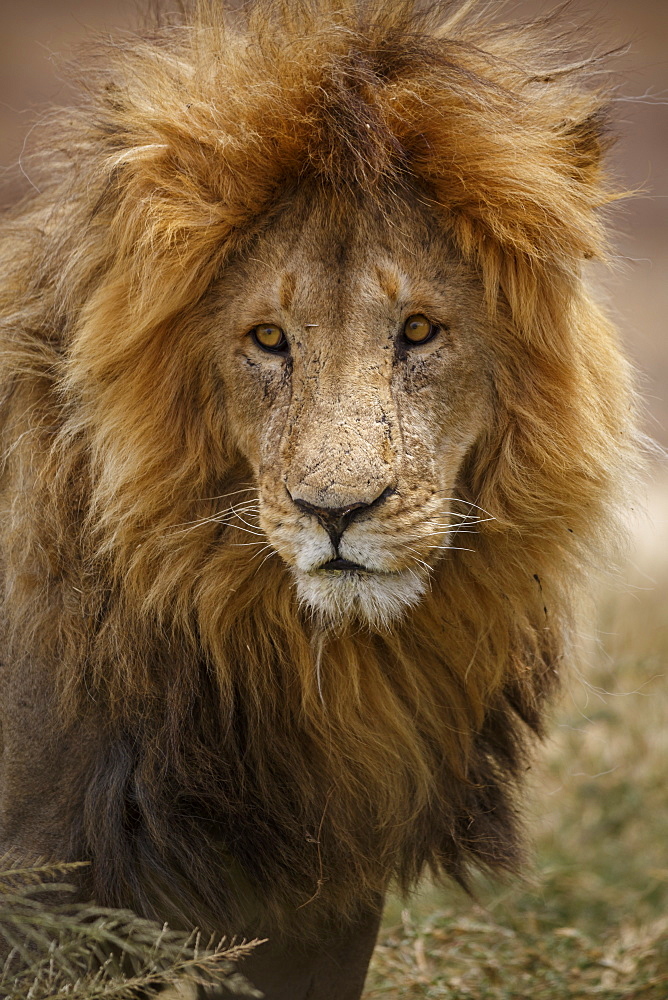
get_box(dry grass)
[0,866,261,999]
[364,480,668,998]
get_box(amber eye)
[402,314,437,345]
[251,324,288,353]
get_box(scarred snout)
[280,359,398,571]
[283,353,397,499]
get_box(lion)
[0,1,640,997]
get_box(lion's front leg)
[213,904,383,1000]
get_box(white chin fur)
[293,567,428,628]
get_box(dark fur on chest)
[77,658,549,940]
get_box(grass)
[364,549,668,999]
[0,864,261,999]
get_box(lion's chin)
[293,566,428,629]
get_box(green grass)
[364,567,668,999]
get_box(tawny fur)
[0,0,639,942]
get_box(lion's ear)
[562,107,612,186]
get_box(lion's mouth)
[296,560,427,625]
[317,558,371,574]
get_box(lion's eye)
[251,324,288,353]
[402,314,437,346]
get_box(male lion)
[0,1,639,997]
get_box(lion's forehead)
[219,192,483,351]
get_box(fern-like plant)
[0,861,261,999]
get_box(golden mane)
[0,0,639,938]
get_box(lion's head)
[212,188,493,625]
[0,0,640,934]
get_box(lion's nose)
[291,487,394,548]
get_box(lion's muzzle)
[291,487,395,558]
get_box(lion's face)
[214,191,493,625]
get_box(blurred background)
[0,2,666,997]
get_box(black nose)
[291,487,394,549]
[293,500,367,547]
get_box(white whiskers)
[170,494,264,537]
